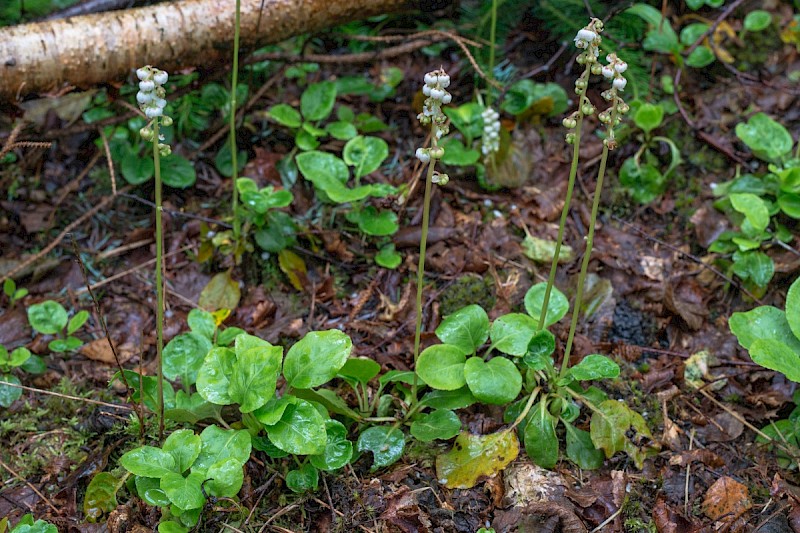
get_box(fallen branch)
[0,0,413,100]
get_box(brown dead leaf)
[80,338,134,365]
[669,449,725,468]
[697,411,744,442]
[653,496,696,533]
[664,279,707,330]
[702,476,752,522]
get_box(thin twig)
[75,245,192,295]
[0,458,60,514]
[0,380,134,411]
[99,127,117,195]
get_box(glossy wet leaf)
[187,308,216,340]
[749,339,800,383]
[286,463,319,493]
[161,472,205,511]
[410,409,461,442]
[301,81,336,121]
[416,344,467,390]
[564,422,604,470]
[165,391,222,424]
[67,310,89,335]
[253,395,294,426]
[198,271,240,312]
[204,457,244,498]
[435,430,519,489]
[787,277,800,340]
[135,476,171,507]
[348,206,398,236]
[356,426,405,470]
[268,103,302,128]
[590,399,656,468]
[1,346,30,369]
[284,330,352,389]
[193,426,251,475]
[435,304,489,355]
[163,332,212,386]
[309,419,353,471]
[158,521,188,533]
[633,103,664,134]
[163,429,202,473]
[27,300,67,335]
[326,121,358,140]
[83,472,124,521]
[566,354,620,382]
[265,398,327,455]
[735,113,793,162]
[196,347,236,406]
[730,193,769,232]
[420,387,477,410]
[524,283,569,327]
[440,137,480,166]
[343,135,388,178]
[729,305,800,352]
[120,446,177,478]
[524,330,555,370]
[489,313,538,356]
[521,234,573,264]
[375,243,402,269]
[732,250,774,290]
[228,342,283,412]
[523,401,559,468]
[337,357,381,384]
[292,387,361,421]
[464,356,522,405]
[626,3,680,54]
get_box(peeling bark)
[0,0,411,100]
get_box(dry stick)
[683,0,747,58]
[0,380,133,411]
[0,185,131,286]
[0,458,60,514]
[69,234,143,429]
[610,214,765,305]
[98,127,117,195]
[75,245,192,295]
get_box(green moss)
[439,274,496,316]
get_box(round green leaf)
[20,354,45,374]
[301,81,336,121]
[524,330,556,370]
[309,419,353,471]
[121,151,154,185]
[464,356,522,405]
[416,344,467,390]
[284,330,352,389]
[435,304,490,355]
[4,347,31,368]
[196,347,236,406]
[567,354,620,381]
[730,193,769,232]
[350,206,398,236]
[420,387,477,410]
[735,113,793,162]
[338,358,381,384]
[228,343,283,413]
[778,192,800,219]
[375,243,402,269]
[265,398,327,455]
[326,121,358,140]
[161,154,196,189]
[356,426,405,470]
[440,137,480,166]
[285,463,319,493]
[135,476,171,507]
[204,458,244,498]
[268,104,302,128]
[410,410,462,442]
[489,313,538,356]
[524,283,569,327]
[193,426,251,475]
[750,338,800,383]
[163,429,202,473]
[0,374,22,408]
[295,128,320,151]
[686,46,716,68]
[28,300,68,335]
[163,332,212,386]
[633,103,664,134]
[787,277,800,341]
[160,472,205,511]
[729,305,800,353]
[120,446,177,478]
[744,10,771,32]
[187,309,216,339]
[343,136,389,178]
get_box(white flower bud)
[613,77,627,91]
[615,62,628,73]
[137,91,152,104]
[145,106,163,118]
[139,80,155,92]
[438,74,450,88]
[136,67,150,81]
[424,73,436,86]
[415,148,430,163]
[601,66,614,79]
[155,98,167,109]
[423,85,432,96]
[153,71,168,85]
[576,29,597,42]
[430,88,445,100]
[441,93,452,104]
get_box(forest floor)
[1,1,800,532]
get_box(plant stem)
[509,387,541,431]
[152,118,165,441]
[537,83,589,332]
[229,0,242,258]
[560,143,610,376]
[410,134,438,406]
[487,0,497,107]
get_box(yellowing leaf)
[702,476,752,521]
[278,249,308,291]
[199,271,240,312]
[212,309,231,326]
[435,430,519,489]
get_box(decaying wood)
[0,0,412,100]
